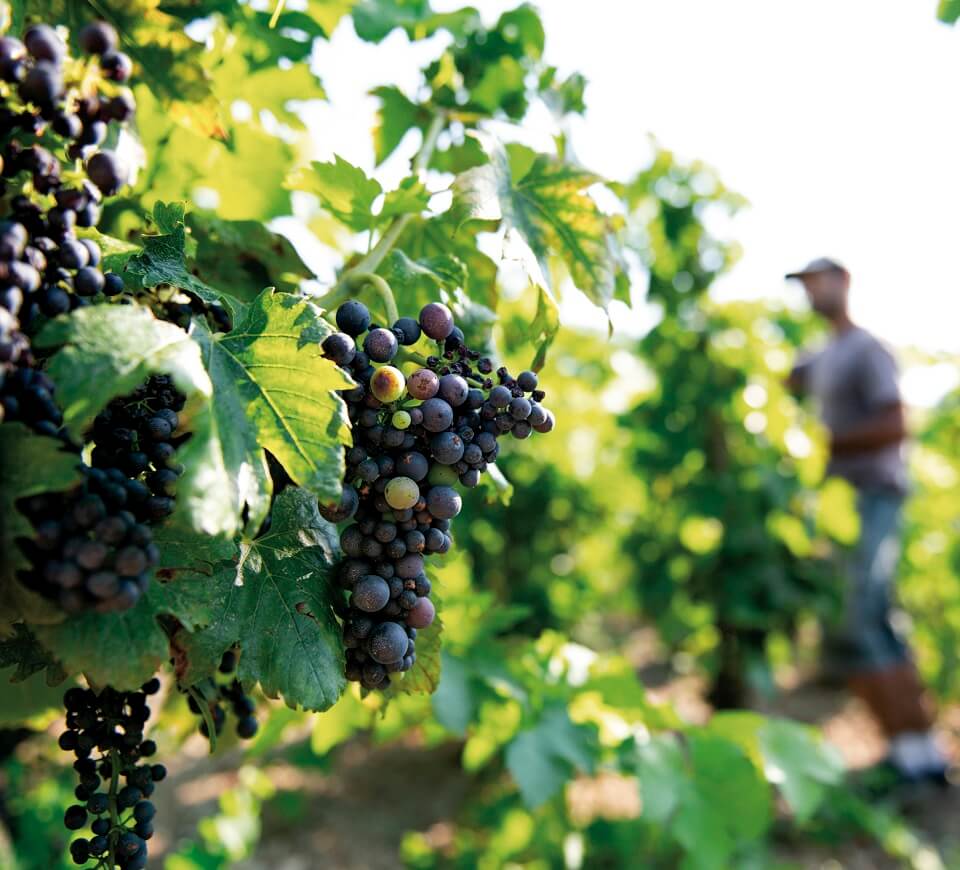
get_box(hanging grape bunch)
[185,649,259,742]
[321,298,555,691]
[59,680,165,870]
[0,19,133,429]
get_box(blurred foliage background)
[3,1,960,869]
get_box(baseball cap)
[784,257,848,279]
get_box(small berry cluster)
[186,650,259,743]
[59,680,165,869]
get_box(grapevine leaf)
[529,281,560,371]
[123,201,230,311]
[635,733,690,822]
[76,228,140,275]
[471,55,525,114]
[431,651,478,735]
[194,288,353,517]
[939,0,960,23]
[394,214,499,311]
[0,624,64,683]
[178,488,346,712]
[35,305,238,537]
[757,719,844,822]
[351,0,479,43]
[391,606,441,696]
[379,176,432,222]
[286,156,382,232]
[210,46,325,129]
[33,574,224,690]
[371,86,429,165]
[0,424,82,631]
[0,667,71,724]
[453,138,619,312]
[187,212,315,301]
[134,86,294,222]
[504,703,597,808]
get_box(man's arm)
[829,401,906,456]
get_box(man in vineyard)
[787,257,949,786]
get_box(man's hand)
[830,402,906,456]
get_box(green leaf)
[0,624,63,683]
[194,288,353,522]
[379,176,432,222]
[471,55,526,114]
[939,0,960,23]
[529,282,559,371]
[37,305,209,439]
[178,488,346,712]
[0,424,82,629]
[76,228,140,275]
[0,667,70,725]
[134,86,294,221]
[187,212,315,301]
[432,651,477,735]
[453,137,619,311]
[390,606,441,696]
[635,733,689,822]
[380,250,467,316]
[33,573,219,690]
[685,732,773,842]
[505,704,596,808]
[211,46,325,129]
[287,156,382,232]
[371,86,429,165]
[123,201,227,311]
[758,718,844,822]
[36,305,237,537]
[352,0,479,43]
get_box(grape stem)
[395,348,430,367]
[107,745,119,868]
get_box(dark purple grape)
[100,50,132,82]
[508,397,531,420]
[352,575,390,612]
[397,451,429,481]
[489,385,512,408]
[24,24,64,63]
[430,431,464,465]
[392,316,421,345]
[319,484,359,523]
[438,374,468,407]
[18,60,61,105]
[86,150,126,196]
[336,300,371,336]
[407,368,439,400]
[78,21,118,56]
[426,485,461,520]
[367,622,408,664]
[533,408,555,433]
[322,332,356,365]
[420,397,453,433]
[363,327,398,363]
[419,302,454,340]
[517,370,538,392]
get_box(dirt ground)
[148,630,960,869]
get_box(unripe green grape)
[428,463,459,486]
[392,410,412,430]
[371,366,406,403]
[385,476,420,510]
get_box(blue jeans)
[835,487,910,673]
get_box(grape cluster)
[0,20,132,329]
[320,299,554,690]
[17,463,161,613]
[59,679,165,869]
[186,650,259,742]
[90,374,187,523]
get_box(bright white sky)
[299,0,960,398]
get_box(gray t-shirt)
[796,326,908,494]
